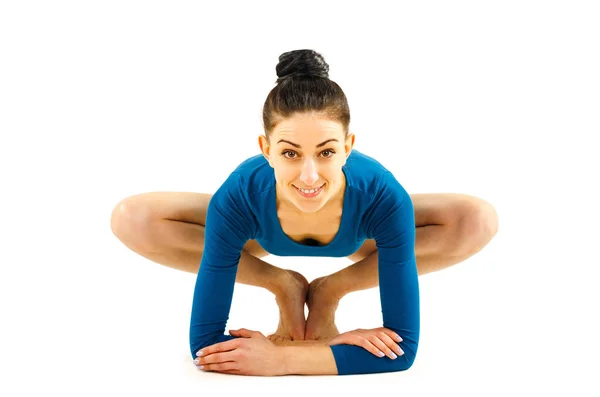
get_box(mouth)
[293,183,325,198]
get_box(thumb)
[229,328,255,338]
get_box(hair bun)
[276,49,330,83]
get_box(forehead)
[273,113,343,139]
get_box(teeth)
[297,185,322,194]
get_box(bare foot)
[304,276,342,341]
[267,270,309,342]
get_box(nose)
[299,158,319,186]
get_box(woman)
[111,49,498,376]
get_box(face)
[258,112,355,214]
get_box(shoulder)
[213,153,272,199]
[227,153,273,194]
[232,153,268,173]
[346,151,412,235]
[344,149,405,196]
[345,149,390,175]
[211,153,272,216]
[209,155,269,237]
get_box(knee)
[110,197,153,242]
[456,197,498,253]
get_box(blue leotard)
[189,149,420,375]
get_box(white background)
[1,0,599,396]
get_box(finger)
[220,369,241,375]
[231,328,265,339]
[197,350,237,366]
[368,333,401,359]
[197,338,241,358]
[229,328,253,338]
[378,330,404,356]
[357,337,386,358]
[342,334,385,358]
[229,330,247,338]
[380,328,403,343]
[200,361,238,372]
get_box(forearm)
[270,339,326,347]
[280,345,338,375]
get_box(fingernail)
[390,352,397,359]
[196,350,203,357]
[378,351,385,357]
[194,359,199,364]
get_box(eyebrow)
[277,138,339,149]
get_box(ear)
[258,135,274,166]
[344,133,355,160]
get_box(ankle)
[268,269,301,296]
[238,250,290,295]
[319,275,347,302]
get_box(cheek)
[274,168,295,184]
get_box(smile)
[294,183,325,198]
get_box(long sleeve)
[329,170,420,375]
[189,172,255,359]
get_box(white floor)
[2,1,598,396]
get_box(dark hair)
[262,49,351,141]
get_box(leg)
[110,192,309,340]
[304,193,499,340]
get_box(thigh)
[410,193,475,226]
[117,191,270,258]
[345,193,475,262]
[119,191,214,224]
[243,239,270,259]
[346,239,377,262]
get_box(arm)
[189,172,254,357]
[327,171,420,375]
[280,345,338,375]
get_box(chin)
[294,196,328,211]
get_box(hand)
[193,328,285,376]
[269,338,328,347]
[327,327,404,359]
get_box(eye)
[321,149,336,158]
[281,149,336,159]
[281,150,297,159]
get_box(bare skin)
[270,269,309,342]
[110,191,498,342]
[305,275,341,340]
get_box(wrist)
[279,346,292,375]
[273,339,328,347]
[279,344,338,375]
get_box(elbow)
[391,327,419,371]
[403,350,418,370]
[390,341,419,372]
[189,337,212,359]
[386,350,417,374]
[189,331,236,360]
[189,330,221,359]
[401,342,419,370]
